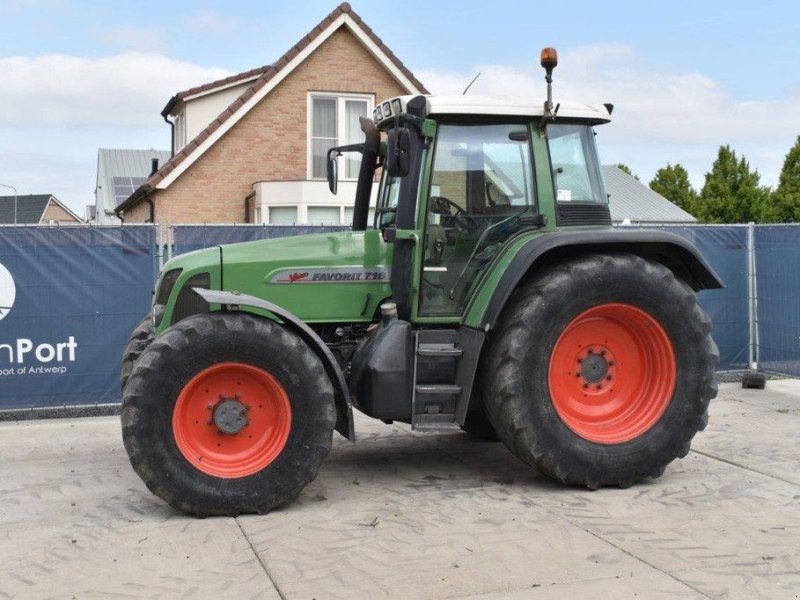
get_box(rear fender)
[479,229,724,330]
[193,288,355,442]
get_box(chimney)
[150,158,159,175]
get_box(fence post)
[166,224,173,262]
[746,222,759,371]
[156,223,164,273]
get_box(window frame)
[307,92,374,181]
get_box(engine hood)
[219,229,392,323]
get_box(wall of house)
[41,201,81,224]
[181,81,255,147]
[128,26,409,225]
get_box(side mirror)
[386,127,411,177]
[327,150,338,195]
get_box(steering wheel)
[429,196,479,233]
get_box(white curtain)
[312,98,337,178]
[307,206,341,225]
[344,100,367,178]
[269,206,297,225]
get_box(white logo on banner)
[0,261,15,322]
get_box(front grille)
[172,272,211,325]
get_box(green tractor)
[121,49,720,516]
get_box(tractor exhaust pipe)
[351,117,380,231]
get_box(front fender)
[475,229,724,330]
[193,288,355,442]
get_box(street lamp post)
[0,183,17,225]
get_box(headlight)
[382,101,391,117]
[374,106,383,121]
[391,99,402,115]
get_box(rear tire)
[121,312,336,516]
[482,253,718,488]
[120,316,154,391]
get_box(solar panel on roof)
[112,176,147,205]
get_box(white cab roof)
[394,95,612,124]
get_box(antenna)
[462,72,481,95]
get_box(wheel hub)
[580,350,609,383]
[212,397,249,434]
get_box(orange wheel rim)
[548,303,676,444]
[172,362,292,478]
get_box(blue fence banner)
[172,224,349,256]
[1,223,798,415]
[0,226,157,410]
[755,226,800,377]
[621,225,750,371]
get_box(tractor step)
[417,344,463,357]
[412,413,463,431]
[415,384,462,395]
[412,330,463,431]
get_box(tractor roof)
[374,95,612,127]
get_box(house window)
[309,93,372,180]
[174,112,187,150]
[307,206,341,225]
[269,206,297,225]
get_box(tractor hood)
[218,229,392,323]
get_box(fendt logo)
[0,261,15,322]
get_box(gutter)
[115,183,153,217]
[163,114,175,156]
[244,191,255,223]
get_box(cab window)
[547,123,607,204]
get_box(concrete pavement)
[1,380,799,599]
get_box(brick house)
[116,3,427,226]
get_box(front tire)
[121,312,336,516]
[120,316,154,391]
[482,253,718,488]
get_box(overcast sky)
[1,0,799,214]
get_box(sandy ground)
[1,380,799,599]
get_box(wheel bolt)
[608,361,615,367]
[583,383,589,389]
[599,350,606,356]
[596,384,602,390]
[606,376,613,381]
[577,358,583,363]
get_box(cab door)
[415,121,538,318]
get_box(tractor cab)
[328,91,613,322]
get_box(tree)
[761,135,800,222]
[615,163,640,181]
[696,145,769,223]
[649,163,698,215]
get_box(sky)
[1,0,799,215]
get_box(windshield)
[547,123,607,204]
